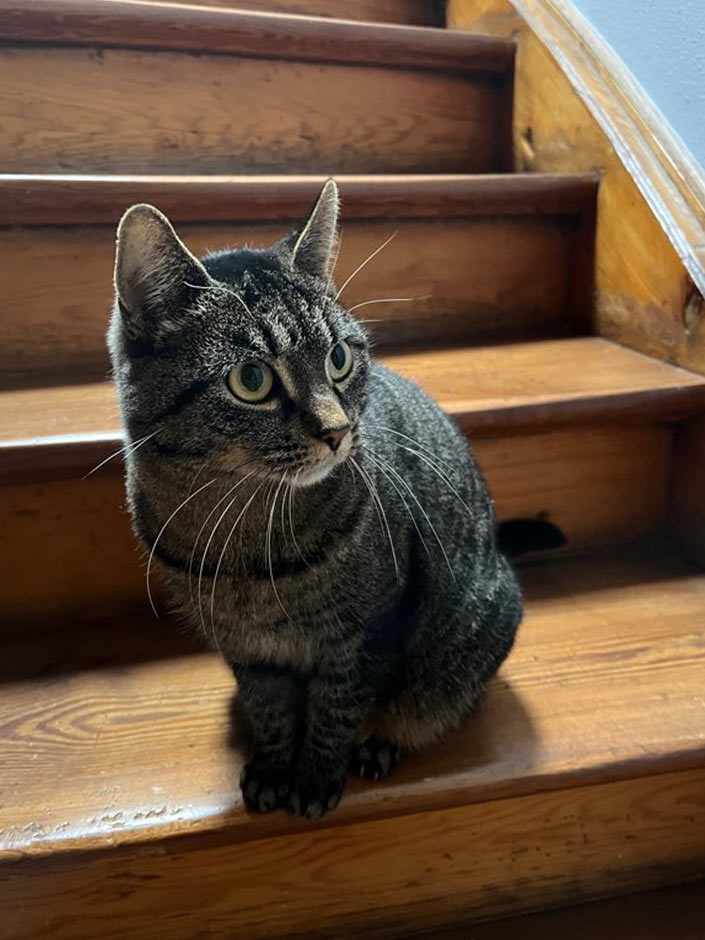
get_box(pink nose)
[320,425,350,452]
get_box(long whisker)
[347,295,431,314]
[208,476,268,638]
[369,449,455,578]
[83,429,160,478]
[335,231,397,301]
[266,474,293,624]
[188,468,257,603]
[145,478,216,618]
[365,451,430,558]
[196,472,257,635]
[349,455,399,580]
[287,469,310,568]
[393,442,473,515]
[366,423,456,475]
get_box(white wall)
[571,0,705,170]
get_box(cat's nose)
[318,425,350,452]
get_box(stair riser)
[3,768,704,939]
[0,424,671,631]
[0,46,508,175]
[0,215,581,385]
[144,0,446,25]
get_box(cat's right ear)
[114,203,210,339]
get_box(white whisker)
[365,451,430,558]
[83,429,160,478]
[347,295,431,314]
[266,475,293,624]
[196,472,257,637]
[145,478,216,618]
[208,476,268,636]
[369,449,455,578]
[335,231,398,301]
[350,456,399,581]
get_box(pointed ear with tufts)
[290,179,340,283]
[114,203,210,340]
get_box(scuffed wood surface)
[1,547,705,936]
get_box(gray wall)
[572,0,705,169]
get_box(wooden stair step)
[143,0,446,27]
[2,338,702,473]
[0,0,513,175]
[0,172,597,385]
[415,879,705,940]
[2,543,705,937]
[1,337,703,629]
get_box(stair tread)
[0,0,513,74]
[2,339,704,482]
[2,542,705,860]
[1,172,598,225]
[416,880,705,939]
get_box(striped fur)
[109,181,522,819]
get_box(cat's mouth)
[293,430,356,488]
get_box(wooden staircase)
[1,1,704,937]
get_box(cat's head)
[109,180,370,488]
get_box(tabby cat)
[109,180,522,819]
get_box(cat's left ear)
[290,179,340,283]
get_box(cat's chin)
[294,456,346,489]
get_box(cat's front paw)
[288,771,345,820]
[240,758,293,813]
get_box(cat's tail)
[497,519,567,559]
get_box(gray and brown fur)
[109,180,522,819]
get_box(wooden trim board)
[448,0,705,377]
[0,172,598,226]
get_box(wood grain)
[448,0,705,377]
[2,548,705,936]
[0,173,599,226]
[1,338,701,460]
[2,769,705,940]
[0,214,582,385]
[141,0,447,27]
[0,424,674,628]
[0,45,507,176]
[416,880,705,940]
[0,0,507,73]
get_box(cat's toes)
[349,738,401,780]
[240,759,292,813]
[288,772,345,820]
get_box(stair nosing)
[0,173,600,226]
[0,0,515,74]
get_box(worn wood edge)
[2,766,704,940]
[0,173,599,226]
[3,380,705,485]
[509,0,705,303]
[4,731,705,864]
[0,0,514,74]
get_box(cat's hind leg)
[349,737,401,780]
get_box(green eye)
[227,361,274,403]
[327,340,353,381]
